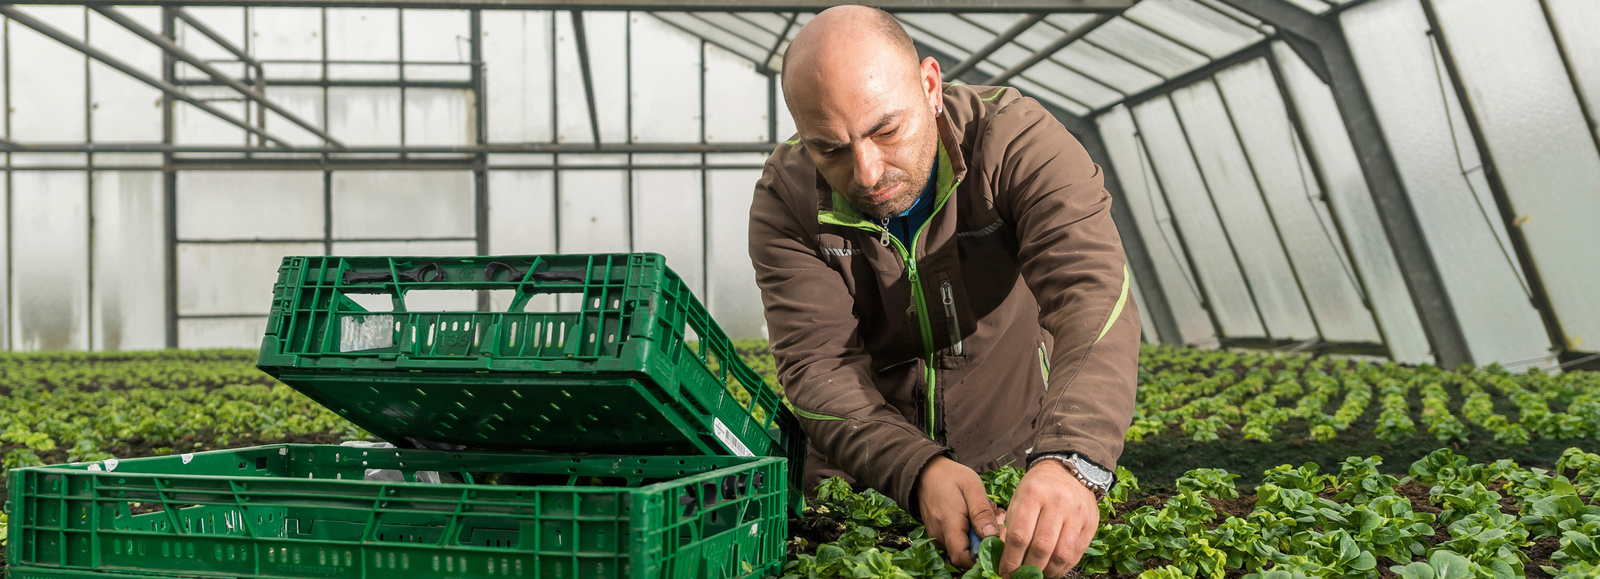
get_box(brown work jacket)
[748,83,1140,511]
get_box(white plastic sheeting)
[1432,0,1600,355]
[1213,58,1380,344]
[1272,42,1433,364]
[1133,96,1266,339]
[1170,78,1318,341]
[11,172,90,351]
[1343,0,1552,368]
[92,172,167,351]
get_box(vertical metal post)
[1419,0,1565,358]
[162,6,179,348]
[85,5,95,350]
[471,8,489,310]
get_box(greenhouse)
[1,0,1598,578]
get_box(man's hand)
[915,456,1002,568]
[999,459,1101,578]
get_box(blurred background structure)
[0,0,1595,372]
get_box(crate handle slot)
[343,263,444,285]
[484,261,586,284]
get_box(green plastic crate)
[4,445,786,579]
[255,254,802,477]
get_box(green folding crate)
[255,254,803,482]
[5,445,787,579]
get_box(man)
[747,6,1139,578]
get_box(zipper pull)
[941,282,964,356]
[878,218,892,247]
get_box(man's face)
[786,54,943,220]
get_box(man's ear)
[920,56,943,113]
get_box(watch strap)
[1028,452,1112,499]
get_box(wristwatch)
[1029,452,1115,499]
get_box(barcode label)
[713,418,755,458]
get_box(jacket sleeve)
[748,162,947,511]
[990,97,1141,474]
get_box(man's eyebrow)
[805,136,847,150]
[863,111,902,136]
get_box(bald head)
[780,6,944,220]
[781,6,917,82]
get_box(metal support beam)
[0,4,298,149]
[91,6,345,149]
[1213,0,1472,367]
[0,142,782,154]
[571,11,603,148]
[27,0,1135,11]
[983,13,1113,86]
[174,8,262,71]
[946,13,1045,81]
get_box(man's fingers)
[941,518,976,569]
[1020,506,1064,574]
[1044,524,1078,579]
[962,479,1001,538]
[998,499,1038,575]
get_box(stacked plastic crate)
[6,254,802,579]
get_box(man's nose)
[852,141,885,189]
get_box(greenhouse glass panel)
[484,11,554,144]
[250,8,322,79]
[1273,41,1431,363]
[705,44,770,143]
[402,9,469,62]
[1433,0,1600,354]
[1342,0,1551,367]
[1214,59,1380,344]
[555,12,627,143]
[88,8,163,143]
[707,169,766,340]
[1170,79,1316,341]
[558,170,630,253]
[11,172,89,351]
[178,242,323,316]
[332,171,474,239]
[178,318,268,349]
[175,91,246,147]
[633,170,706,297]
[961,13,1029,35]
[1080,18,1206,79]
[403,89,475,146]
[629,14,702,143]
[1132,96,1265,339]
[649,13,767,63]
[11,6,86,142]
[327,8,399,64]
[178,171,323,240]
[1548,0,1600,148]
[1056,41,1164,96]
[328,87,402,146]
[1098,106,1216,345]
[692,12,778,49]
[92,172,167,351]
[263,87,328,147]
[487,171,556,312]
[1122,0,1261,59]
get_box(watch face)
[1072,455,1115,486]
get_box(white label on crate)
[713,418,755,458]
[340,315,396,352]
[181,453,194,464]
[103,458,119,472]
[87,464,102,472]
